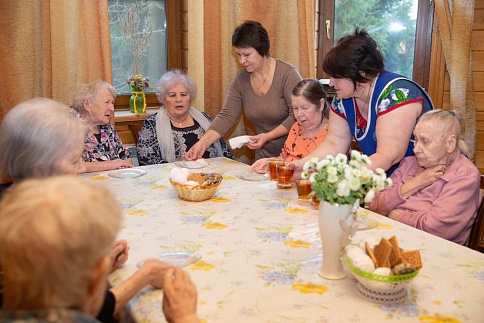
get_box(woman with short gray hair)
[73,80,133,172]
[137,69,233,165]
[0,98,87,182]
[0,176,199,323]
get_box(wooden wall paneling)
[475,92,484,108]
[474,71,484,91]
[472,51,484,71]
[475,8,484,29]
[472,30,484,50]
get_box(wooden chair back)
[467,175,484,252]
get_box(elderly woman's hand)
[251,158,270,173]
[110,239,130,272]
[399,164,446,199]
[139,259,176,289]
[117,158,134,169]
[162,267,199,323]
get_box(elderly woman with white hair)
[136,69,233,165]
[73,80,133,172]
[0,98,188,323]
[0,98,88,190]
[0,176,199,323]
[369,109,482,244]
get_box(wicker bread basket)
[170,172,223,202]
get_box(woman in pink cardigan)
[369,109,482,245]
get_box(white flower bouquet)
[301,151,392,205]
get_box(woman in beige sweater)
[186,20,302,160]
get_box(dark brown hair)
[322,28,384,89]
[232,20,270,57]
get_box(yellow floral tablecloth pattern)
[85,158,484,322]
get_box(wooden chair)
[127,122,142,145]
[467,175,484,252]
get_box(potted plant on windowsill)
[301,150,392,279]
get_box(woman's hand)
[139,259,176,289]
[185,130,222,161]
[185,140,209,161]
[162,267,199,323]
[117,158,134,169]
[400,164,446,199]
[247,133,269,150]
[292,159,305,172]
[110,240,130,272]
[251,158,270,173]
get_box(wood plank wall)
[475,0,484,172]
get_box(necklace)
[252,58,272,95]
[358,79,374,117]
[169,114,190,128]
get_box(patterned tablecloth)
[85,157,484,323]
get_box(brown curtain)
[203,0,315,163]
[0,0,112,182]
[433,0,476,159]
[0,0,112,121]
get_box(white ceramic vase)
[318,200,357,279]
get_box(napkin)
[229,135,252,149]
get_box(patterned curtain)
[0,0,112,119]
[0,0,113,182]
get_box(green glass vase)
[130,89,146,114]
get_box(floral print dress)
[82,123,130,162]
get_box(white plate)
[174,159,210,169]
[108,168,147,179]
[236,172,269,181]
[137,252,202,268]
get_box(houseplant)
[301,151,392,279]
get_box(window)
[108,0,181,109]
[317,0,433,89]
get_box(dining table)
[84,157,484,322]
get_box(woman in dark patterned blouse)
[137,69,233,165]
[73,80,133,172]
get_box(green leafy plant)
[301,151,392,205]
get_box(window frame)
[114,0,182,110]
[316,0,434,90]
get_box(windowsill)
[114,107,159,123]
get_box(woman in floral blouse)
[294,28,434,176]
[73,80,133,172]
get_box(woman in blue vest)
[295,28,433,175]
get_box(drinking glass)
[268,157,284,181]
[276,163,295,188]
[296,179,312,200]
